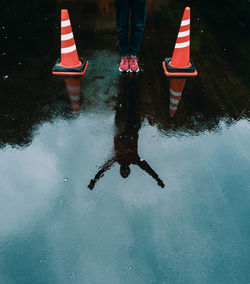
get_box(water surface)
[1,0,250,283]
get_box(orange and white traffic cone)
[52,9,88,76]
[169,79,186,117]
[64,78,81,115]
[163,7,197,77]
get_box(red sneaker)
[119,56,129,72]
[129,56,139,73]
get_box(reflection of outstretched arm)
[88,158,115,190]
[137,159,165,188]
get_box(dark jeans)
[114,0,147,57]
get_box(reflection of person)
[115,0,147,73]
[88,76,165,190]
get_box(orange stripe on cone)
[64,78,81,115]
[169,79,186,117]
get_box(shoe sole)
[129,68,140,73]
[119,67,130,73]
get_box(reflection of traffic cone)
[163,7,197,77]
[64,78,81,115]
[52,9,88,76]
[169,79,186,117]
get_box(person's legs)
[130,0,147,56]
[114,0,131,57]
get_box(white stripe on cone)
[181,19,190,26]
[170,105,178,111]
[61,32,74,41]
[61,19,71,27]
[170,98,180,105]
[69,95,80,101]
[170,89,182,96]
[175,41,190,49]
[178,30,190,38]
[66,85,81,92]
[61,44,76,54]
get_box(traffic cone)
[163,7,197,77]
[64,78,81,115]
[52,9,88,76]
[169,79,186,117]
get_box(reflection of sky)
[0,117,250,283]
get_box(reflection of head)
[120,164,130,178]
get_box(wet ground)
[1,0,250,283]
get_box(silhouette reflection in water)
[88,75,165,190]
